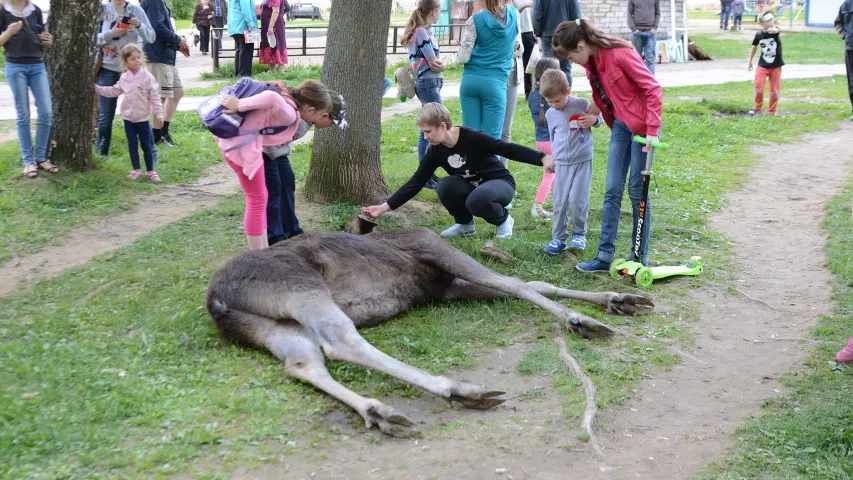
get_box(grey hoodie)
[628,0,660,31]
[96,3,155,72]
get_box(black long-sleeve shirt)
[386,127,545,210]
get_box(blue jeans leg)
[597,120,652,265]
[416,77,443,161]
[137,121,156,171]
[541,36,573,87]
[5,63,35,165]
[264,154,303,245]
[27,63,52,163]
[632,31,656,75]
[96,68,122,155]
[124,120,141,170]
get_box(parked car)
[288,1,323,20]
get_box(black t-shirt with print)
[752,31,784,69]
[0,6,46,64]
[386,127,545,210]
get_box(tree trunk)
[45,0,101,171]
[304,0,392,205]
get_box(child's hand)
[748,62,753,71]
[362,203,390,218]
[587,104,602,116]
[220,95,239,114]
[2,21,23,38]
[541,155,555,173]
[153,118,164,129]
[642,135,659,153]
[578,113,598,128]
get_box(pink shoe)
[836,337,853,363]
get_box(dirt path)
[0,100,422,297]
[224,123,853,479]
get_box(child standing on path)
[528,57,561,219]
[731,0,745,30]
[401,0,445,189]
[749,12,784,115]
[94,44,164,182]
[217,80,336,250]
[540,69,602,255]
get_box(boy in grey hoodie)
[539,69,602,255]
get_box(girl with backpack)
[400,0,444,189]
[550,19,663,273]
[217,80,340,250]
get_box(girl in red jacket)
[551,18,663,272]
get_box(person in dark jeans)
[837,0,853,120]
[720,0,733,29]
[228,0,257,77]
[533,0,581,86]
[514,0,536,98]
[361,103,555,241]
[193,0,214,55]
[628,0,660,74]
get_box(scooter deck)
[649,264,703,279]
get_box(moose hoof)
[445,384,507,410]
[564,315,616,340]
[606,293,655,316]
[363,402,419,438]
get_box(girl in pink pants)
[527,57,561,219]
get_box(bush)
[166,0,197,20]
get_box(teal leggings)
[460,73,508,140]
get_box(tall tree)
[45,0,101,171]
[304,0,392,205]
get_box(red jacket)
[582,47,662,137]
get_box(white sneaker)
[440,222,476,238]
[394,67,416,100]
[495,215,514,239]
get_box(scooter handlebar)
[633,135,669,150]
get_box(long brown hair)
[534,57,560,127]
[479,0,506,17]
[400,0,441,46]
[551,19,634,60]
[272,79,333,112]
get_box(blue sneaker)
[495,215,514,239]
[544,239,567,255]
[440,221,476,238]
[576,257,611,273]
[568,235,586,252]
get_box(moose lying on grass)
[206,217,654,437]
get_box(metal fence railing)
[211,23,462,69]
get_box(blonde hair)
[119,43,146,71]
[416,102,453,128]
[759,12,775,24]
[551,18,634,60]
[479,0,505,17]
[401,0,441,46]
[271,79,333,113]
[540,69,570,98]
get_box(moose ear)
[343,215,379,235]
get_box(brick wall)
[582,0,687,39]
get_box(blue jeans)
[6,62,52,166]
[416,77,443,160]
[263,153,304,245]
[383,77,393,96]
[96,68,122,155]
[123,120,156,172]
[597,120,653,265]
[631,30,657,75]
[460,74,507,140]
[720,3,732,28]
[540,36,573,87]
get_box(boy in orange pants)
[748,12,784,115]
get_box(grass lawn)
[690,32,847,64]
[0,76,850,478]
[701,179,853,480]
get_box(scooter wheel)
[635,267,654,288]
[610,258,627,279]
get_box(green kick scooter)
[609,136,704,288]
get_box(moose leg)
[264,289,507,409]
[440,279,654,316]
[409,236,616,339]
[261,320,419,437]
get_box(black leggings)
[847,50,853,113]
[436,176,514,226]
[199,24,210,53]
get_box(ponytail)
[401,0,441,46]
[274,79,333,113]
[551,18,634,59]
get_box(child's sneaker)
[576,257,611,273]
[544,239,567,255]
[836,337,853,364]
[530,204,552,219]
[127,169,141,180]
[748,109,759,116]
[440,221,476,238]
[394,67,416,100]
[146,170,161,182]
[495,215,514,239]
[568,235,586,252]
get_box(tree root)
[553,337,604,457]
[480,240,515,264]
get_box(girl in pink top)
[94,44,165,181]
[551,19,663,273]
[217,80,336,250]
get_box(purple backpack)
[198,77,292,151]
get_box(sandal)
[36,161,59,173]
[127,169,142,180]
[146,171,161,182]
[23,164,38,178]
